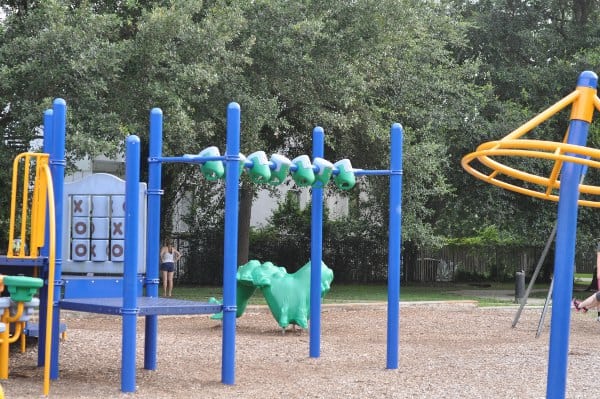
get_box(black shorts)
[160,262,175,272]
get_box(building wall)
[69,159,349,231]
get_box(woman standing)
[160,239,181,297]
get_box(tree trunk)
[237,181,253,265]
[573,0,593,24]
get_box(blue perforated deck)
[59,297,222,316]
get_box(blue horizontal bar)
[152,155,394,177]
[0,256,48,267]
[354,169,394,176]
[149,155,226,164]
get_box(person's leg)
[167,271,174,297]
[579,291,600,309]
[161,270,168,296]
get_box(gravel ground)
[2,301,599,399]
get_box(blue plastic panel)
[63,276,144,299]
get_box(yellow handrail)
[41,163,55,397]
[8,153,50,258]
[4,153,55,395]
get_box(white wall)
[68,158,349,231]
[250,185,349,227]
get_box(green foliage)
[3,0,600,278]
[446,225,523,246]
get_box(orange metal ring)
[461,139,600,207]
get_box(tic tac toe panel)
[62,173,147,274]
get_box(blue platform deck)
[59,297,222,316]
[0,255,47,268]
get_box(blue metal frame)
[121,135,141,391]
[49,99,66,380]
[222,103,241,384]
[26,100,405,393]
[310,127,325,358]
[546,71,598,399]
[387,123,403,369]
[145,108,163,371]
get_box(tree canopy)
[2,0,600,271]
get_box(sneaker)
[573,298,588,313]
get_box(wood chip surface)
[2,302,598,398]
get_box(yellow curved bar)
[7,322,23,345]
[462,139,600,207]
[0,302,24,379]
[41,164,55,397]
[545,134,570,196]
[4,302,24,324]
[462,84,600,207]
[472,139,600,189]
[4,153,55,395]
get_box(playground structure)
[0,99,404,394]
[462,70,600,399]
[0,140,58,395]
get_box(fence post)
[515,270,525,303]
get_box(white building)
[69,157,348,230]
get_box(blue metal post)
[49,99,66,379]
[122,135,141,392]
[37,109,54,367]
[546,71,597,399]
[387,123,403,369]
[144,108,163,370]
[222,103,241,385]
[310,126,325,358]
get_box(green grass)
[169,276,595,309]
[170,282,542,306]
[172,283,463,304]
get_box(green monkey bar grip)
[2,275,43,302]
[334,159,356,190]
[291,155,315,187]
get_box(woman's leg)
[167,271,174,297]
[161,270,168,296]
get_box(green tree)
[444,0,600,272]
[0,0,250,240]
[0,0,492,271]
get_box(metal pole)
[546,71,597,399]
[387,123,403,369]
[38,109,54,368]
[121,135,141,392]
[49,99,66,380]
[144,108,163,370]
[222,103,241,385]
[512,223,557,328]
[536,277,554,338]
[310,127,324,358]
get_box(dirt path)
[2,302,598,398]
